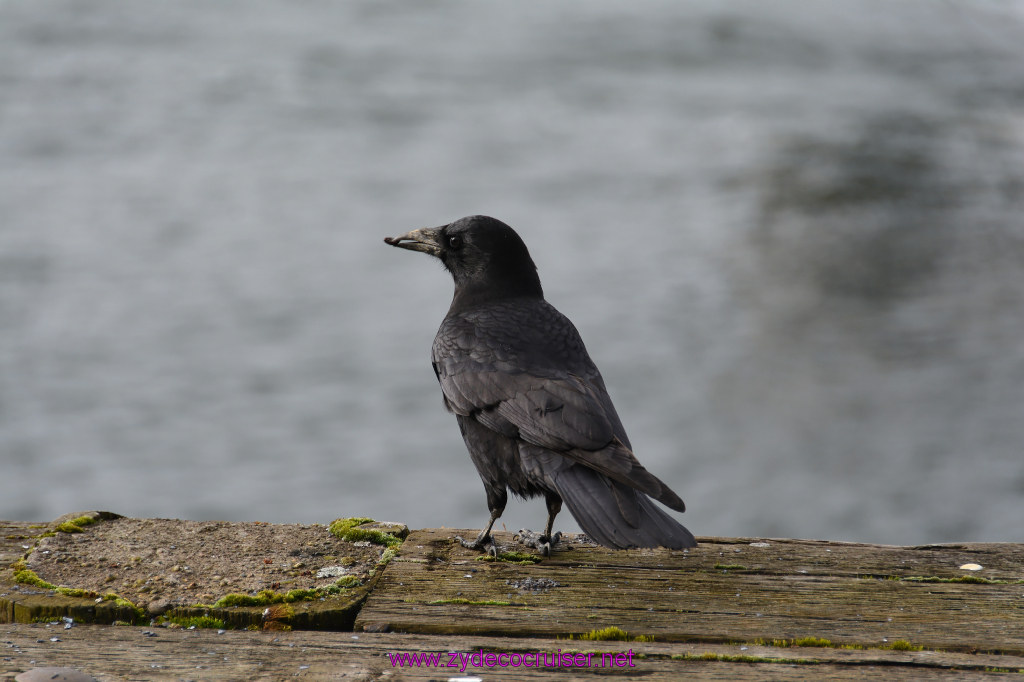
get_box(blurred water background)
[2,0,1023,544]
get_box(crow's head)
[386,215,543,303]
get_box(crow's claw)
[516,529,562,556]
[455,533,499,557]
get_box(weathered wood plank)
[671,536,1024,580]
[2,624,1022,681]
[4,517,1024,679]
[355,529,1024,654]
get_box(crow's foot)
[516,529,561,557]
[455,531,499,557]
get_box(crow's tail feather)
[554,464,696,549]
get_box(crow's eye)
[448,235,463,250]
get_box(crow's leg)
[455,486,506,557]
[517,493,563,557]
[456,509,500,557]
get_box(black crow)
[385,215,696,553]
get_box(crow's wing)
[432,299,685,512]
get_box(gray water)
[2,0,1023,544]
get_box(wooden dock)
[2,514,1022,680]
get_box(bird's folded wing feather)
[433,356,685,512]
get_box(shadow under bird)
[385,215,696,553]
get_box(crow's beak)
[384,227,443,257]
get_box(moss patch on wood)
[755,636,837,648]
[672,652,818,665]
[209,579,360,609]
[55,516,100,534]
[328,518,406,548]
[567,627,654,642]
[428,598,516,607]
[161,615,229,630]
[12,562,56,590]
[900,575,1023,585]
[12,561,107,601]
[475,550,541,565]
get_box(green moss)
[329,517,404,548]
[13,568,57,591]
[875,574,1022,585]
[905,575,1019,585]
[213,590,282,608]
[475,551,541,565]
[332,575,361,589]
[308,580,360,598]
[210,580,361,609]
[11,567,136,617]
[753,637,848,649]
[671,651,815,659]
[55,516,99,534]
[753,638,789,648]
[102,594,145,621]
[792,636,834,648]
[166,615,229,630]
[428,598,514,606]
[751,636,918,652]
[216,592,263,607]
[569,626,653,642]
[713,564,748,571]
[376,547,399,569]
[287,588,322,601]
